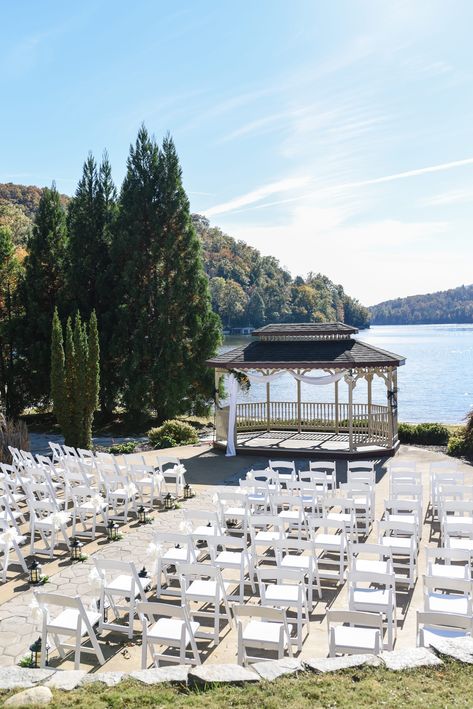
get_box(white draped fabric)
[225,368,348,456]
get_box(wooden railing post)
[297,378,301,433]
[266,382,271,432]
[334,380,339,433]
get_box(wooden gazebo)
[206,322,405,458]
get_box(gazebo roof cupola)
[252,322,358,342]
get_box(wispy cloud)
[205,176,310,217]
[422,186,473,206]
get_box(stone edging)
[2,638,473,700]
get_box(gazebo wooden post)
[334,379,339,433]
[392,368,398,444]
[367,372,373,437]
[346,372,355,452]
[266,381,271,432]
[387,368,394,447]
[296,377,302,433]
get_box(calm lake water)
[221,324,473,424]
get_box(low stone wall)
[2,638,473,706]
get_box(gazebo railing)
[236,401,391,445]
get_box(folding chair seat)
[127,463,162,509]
[327,609,383,656]
[153,531,197,597]
[384,498,422,542]
[206,534,255,602]
[239,479,272,512]
[34,592,105,669]
[417,611,473,648]
[322,497,357,541]
[138,601,201,667]
[94,559,150,638]
[339,484,372,534]
[445,522,473,553]
[183,509,224,544]
[234,605,293,665]
[390,482,424,520]
[423,575,473,616]
[98,465,138,523]
[179,563,232,644]
[440,500,473,543]
[286,481,323,516]
[347,569,397,649]
[257,567,311,650]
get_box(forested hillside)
[370,284,473,324]
[0,183,370,330]
[194,215,369,328]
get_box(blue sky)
[1,1,473,305]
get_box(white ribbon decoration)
[173,464,187,476]
[146,542,162,562]
[290,370,346,385]
[29,596,48,624]
[125,483,138,498]
[179,519,193,535]
[90,494,106,512]
[88,567,105,594]
[0,529,24,547]
[51,511,71,531]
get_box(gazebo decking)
[207,322,406,459]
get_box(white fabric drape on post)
[225,374,239,457]
[225,368,348,456]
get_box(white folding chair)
[157,456,186,498]
[28,498,70,558]
[308,461,337,491]
[270,493,308,539]
[94,559,150,638]
[309,516,347,583]
[215,490,250,537]
[423,575,473,616]
[179,562,232,644]
[347,569,397,649]
[154,531,197,598]
[426,547,471,581]
[0,524,27,582]
[268,460,296,485]
[417,610,473,648]
[248,514,284,569]
[234,604,293,665]
[138,601,201,667]
[377,519,418,588]
[327,609,383,656]
[35,592,105,669]
[273,536,322,600]
[348,542,394,576]
[70,486,108,539]
[206,534,255,602]
[257,566,311,650]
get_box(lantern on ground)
[106,521,120,541]
[29,637,48,668]
[29,558,42,585]
[137,506,148,524]
[138,565,151,591]
[70,537,84,562]
[183,483,194,500]
[164,493,174,511]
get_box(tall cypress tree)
[112,126,220,420]
[50,307,65,430]
[22,184,68,403]
[67,153,118,413]
[84,311,100,448]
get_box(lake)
[221,324,473,424]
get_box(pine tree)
[67,153,118,413]
[112,126,221,421]
[22,184,68,403]
[84,310,100,448]
[63,317,75,445]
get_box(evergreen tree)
[22,184,68,403]
[50,307,65,431]
[67,153,118,413]
[246,289,266,327]
[50,311,100,448]
[0,226,26,415]
[112,126,220,421]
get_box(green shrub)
[109,441,137,455]
[398,422,450,445]
[447,434,467,457]
[147,419,199,449]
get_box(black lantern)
[29,558,42,585]
[138,506,148,524]
[29,636,48,668]
[183,483,194,500]
[70,537,84,562]
[164,493,174,510]
[106,520,120,541]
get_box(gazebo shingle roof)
[252,322,358,337]
[206,338,405,370]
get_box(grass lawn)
[3,663,473,709]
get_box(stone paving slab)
[80,671,125,687]
[252,658,303,680]
[45,670,86,690]
[129,666,189,684]
[304,654,383,673]
[0,668,56,690]
[189,663,260,684]
[381,647,442,671]
[429,636,473,663]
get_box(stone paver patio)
[1,442,471,674]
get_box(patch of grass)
[3,662,473,708]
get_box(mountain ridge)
[370,283,473,324]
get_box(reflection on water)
[220,324,473,424]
